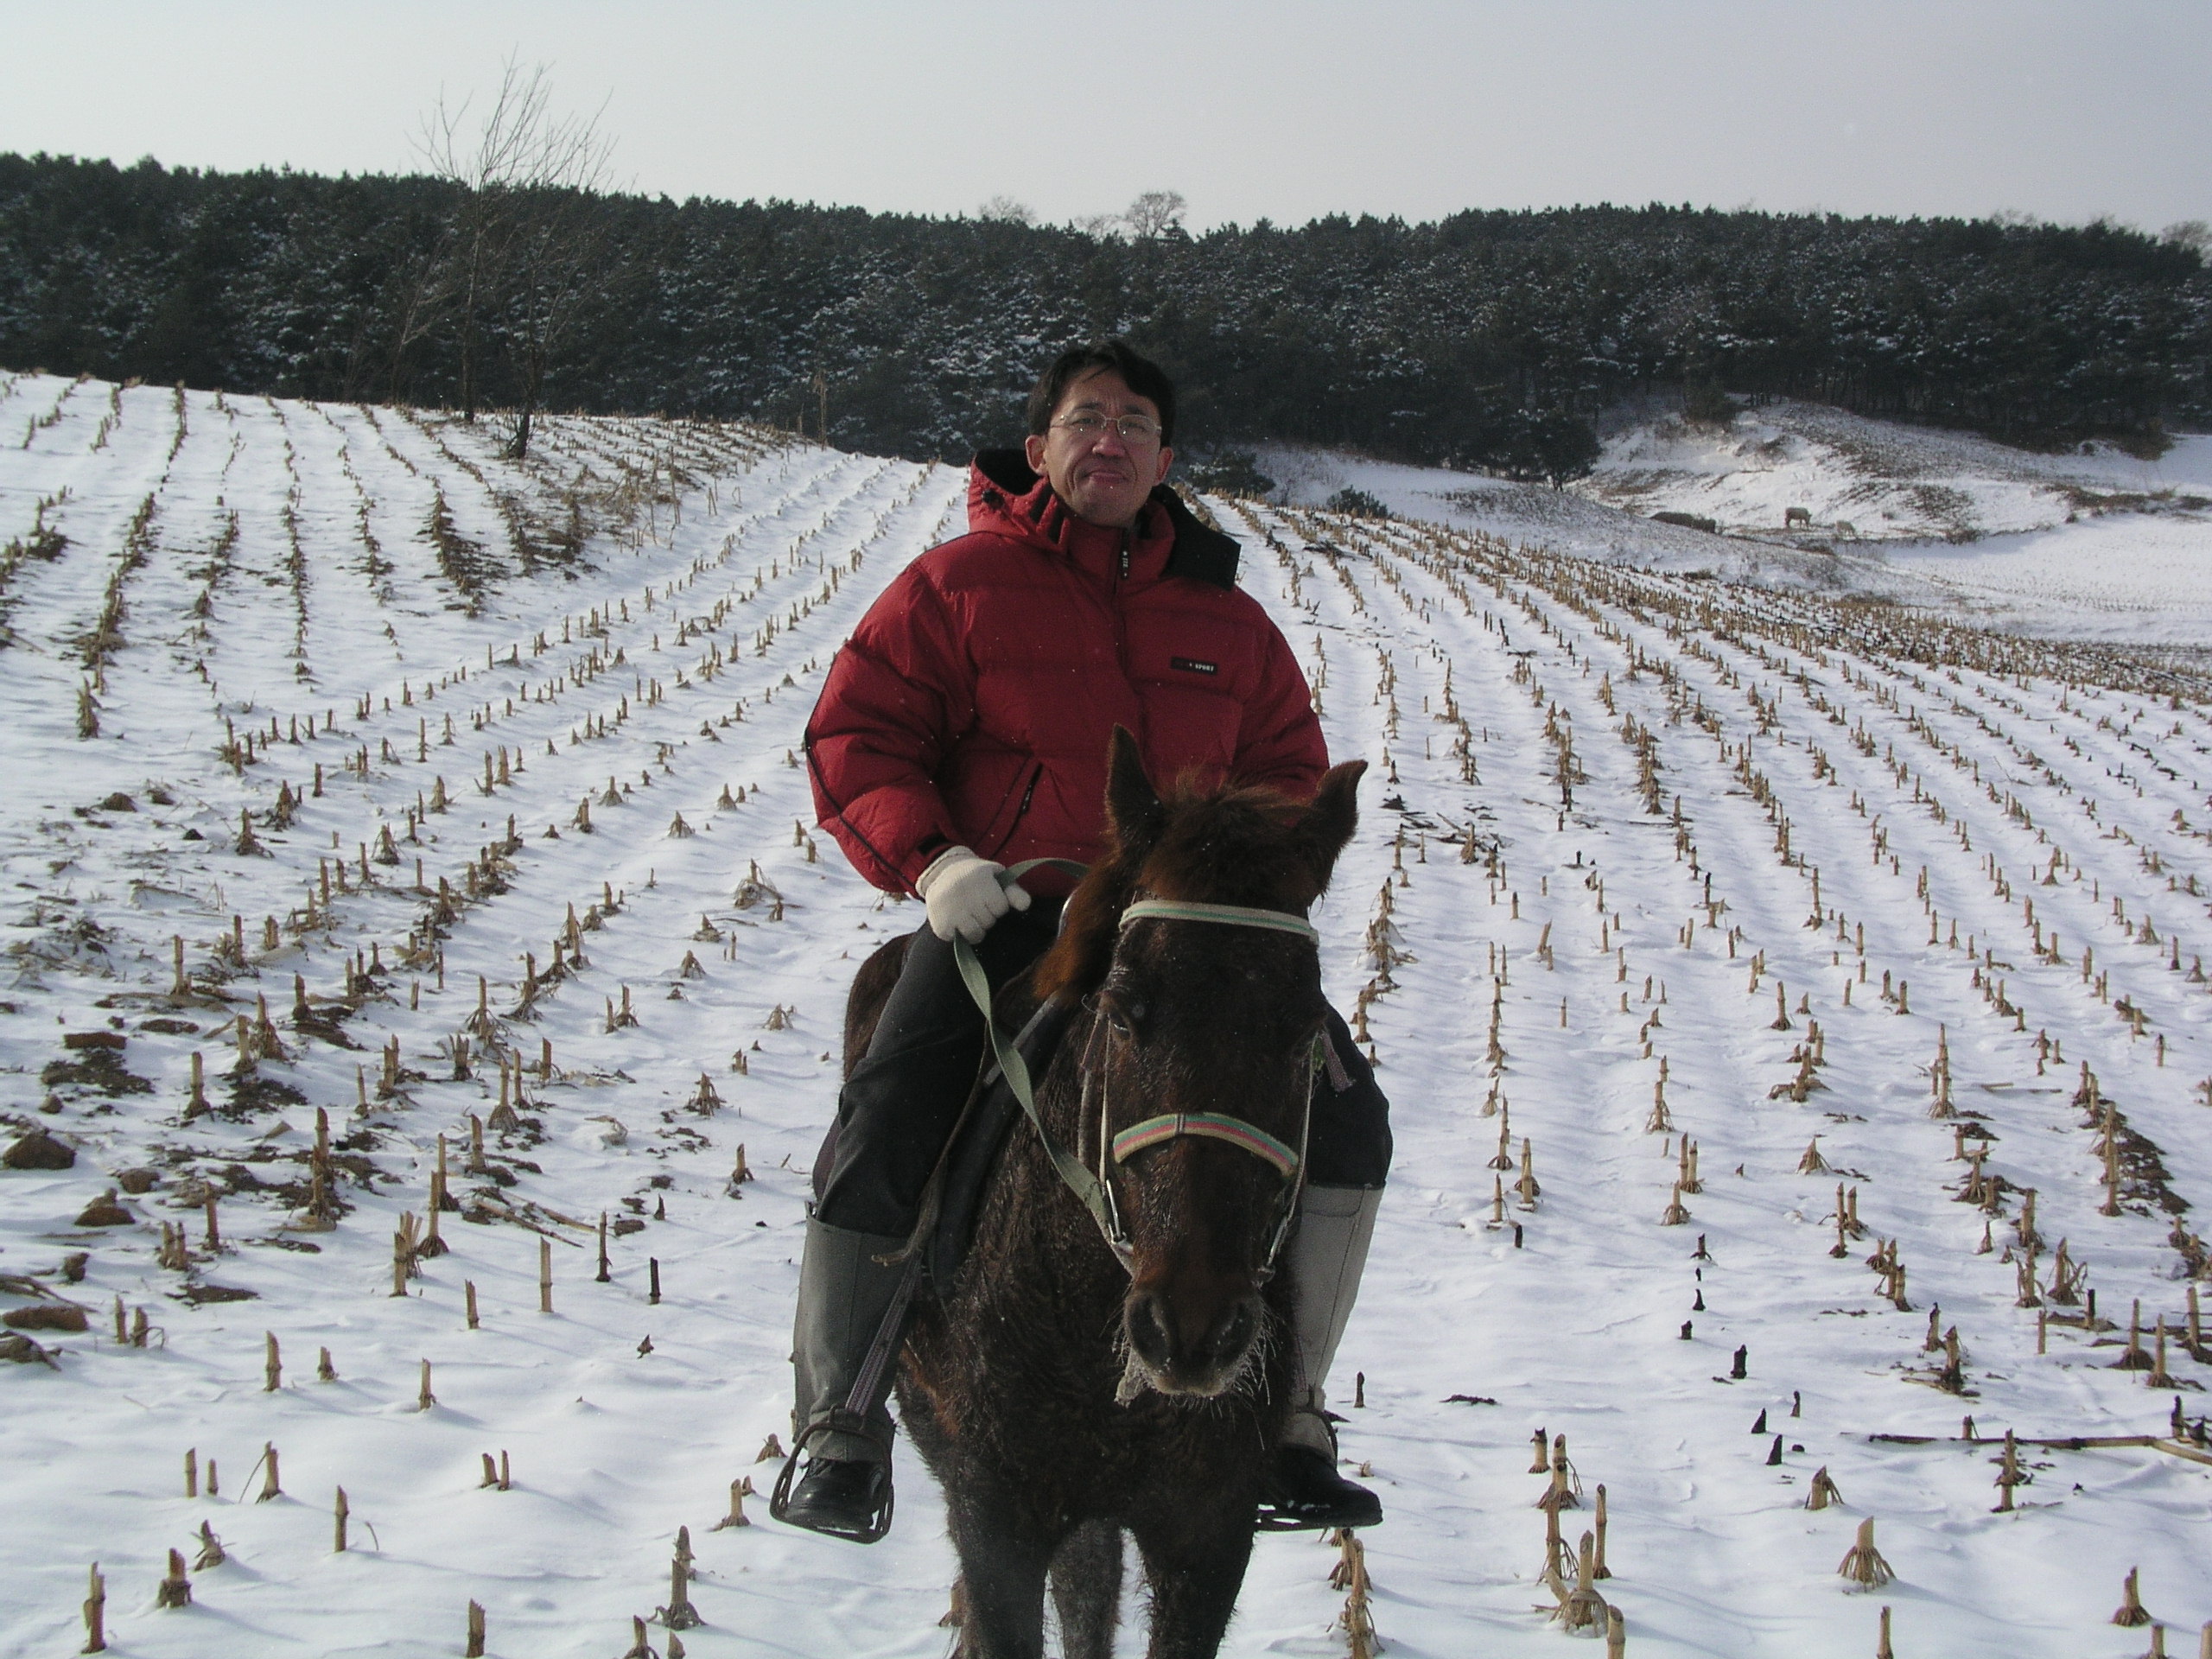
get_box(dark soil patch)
[73,1194,133,1226]
[4,1304,89,1332]
[3,1129,75,1170]
[292,1009,359,1048]
[0,1333,58,1365]
[220,1072,308,1118]
[175,1284,257,1305]
[246,1175,316,1208]
[41,1049,153,1096]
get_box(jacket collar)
[969,449,1241,590]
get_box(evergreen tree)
[2,156,2203,461]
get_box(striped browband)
[1110,1112,1300,1179]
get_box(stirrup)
[769,1415,896,1544]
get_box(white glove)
[914,845,1030,944]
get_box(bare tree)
[499,176,620,459]
[1068,212,1125,241]
[363,237,454,404]
[418,58,618,454]
[978,196,1037,226]
[1123,190,1188,241]
[2162,219,2210,257]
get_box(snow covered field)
[1263,407,2212,645]
[6,372,2212,1656]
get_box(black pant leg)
[1304,1004,1393,1188]
[813,902,1061,1235]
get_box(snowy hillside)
[7,372,2212,1657]
[1263,405,2212,645]
[1582,402,2210,544]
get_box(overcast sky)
[3,1,2206,234]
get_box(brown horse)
[842,731,1365,1658]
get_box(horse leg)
[1129,1516,1255,1659]
[945,1497,1054,1659]
[1047,1520,1122,1659]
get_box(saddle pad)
[925,996,1079,1287]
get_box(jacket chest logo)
[1170,656,1219,677]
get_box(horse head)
[1038,728,1364,1401]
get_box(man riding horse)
[784,340,1392,1542]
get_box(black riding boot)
[775,1217,906,1543]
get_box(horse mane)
[1031,776,1326,1006]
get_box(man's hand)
[914,846,1031,944]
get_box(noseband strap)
[1118,899,1319,943]
[952,862,1319,1277]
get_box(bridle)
[955,867,1321,1281]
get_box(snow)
[1262,404,2212,643]
[1580,403,2210,543]
[5,369,2212,1656]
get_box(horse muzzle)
[1122,1274,1264,1399]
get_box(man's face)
[1023,369,1173,530]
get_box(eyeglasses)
[1052,410,1163,444]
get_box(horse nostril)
[1128,1294,1173,1370]
[1208,1300,1256,1367]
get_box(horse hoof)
[1255,1445,1383,1531]
[774,1456,894,1543]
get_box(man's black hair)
[1024,340,1177,448]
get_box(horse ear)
[1104,726,1165,854]
[1295,760,1366,884]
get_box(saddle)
[912,990,1081,1287]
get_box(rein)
[953,865,1319,1279]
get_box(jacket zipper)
[982,759,1043,858]
[1112,528,1141,747]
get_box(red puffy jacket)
[806,451,1326,894]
